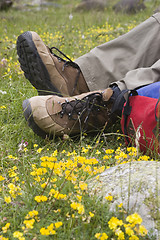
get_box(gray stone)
[15,0,61,10]
[88,161,160,237]
[75,0,107,11]
[0,0,13,11]
[113,0,146,14]
[31,0,41,4]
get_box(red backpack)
[121,82,160,154]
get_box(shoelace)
[59,92,108,128]
[49,47,81,95]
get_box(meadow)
[0,0,159,239]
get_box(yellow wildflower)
[89,212,94,217]
[79,181,87,191]
[37,148,43,153]
[40,223,56,236]
[100,233,108,240]
[95,232,108,240]
[128,235,139,240]
[70,202,85,214]
[81,147,89,153]
[4,196,11,203]
[13,231,23,238]
[0,236,9,240]
[108,217,123,230]
[25,210,38,219]
[135,225,148,236]
[41,183,47,188]
[105,195,113,201]
[0,105,6,109]
[51,150,58,157]
[0,176,5,181]
[126,213,142,225]
[54,192,66,200]
[55,222,63,228]
[8,183,22,198]
[138,155,150,161]
[76,195,82,202]
[34,195,47,202]
[47,224,56,234]
[103,155,109,160]
[105,149,114,154]
[95,150,101,155]
[127,147,137,156]
[118,203,123,208]
[40,228,50,236]
[87,145,92,149]
[23,148,28,152]
[125,226,134,236]
[7,155,17,160]
[23,219,35,229]
[2,223,10,233]
[95,233,101,239]
[115,228,125,240]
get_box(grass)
[0,0,159,239]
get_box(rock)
[40,2,61,8]
[0,0,13,11]
[88,161,160,237]
[31,0,41,5]
[75,0,107,11]
[15,0,61,10]
[113,0,146,14]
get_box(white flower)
[1,58,7,67]
[0,90,7,94]
[69,14,73,20]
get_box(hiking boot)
[17,31,89,96]
[22,86,125,138]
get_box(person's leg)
[20,13,160,138]
[75,13,160,91]
[17,13,160,97]
[117,59,160,90]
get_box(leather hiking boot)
[17,31,89,96]
[22,88,119,138]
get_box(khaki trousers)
[75,13,160,91]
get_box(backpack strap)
[123,90,138,145]
[155,97,160,122]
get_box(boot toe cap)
[22,96,66,138]
[23,98,49,138]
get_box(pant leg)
[75,13,160,91]
[117,59,160,90]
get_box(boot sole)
[17,31,62,96]
[23,99,52,139]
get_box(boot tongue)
[102,88,113,101]
[46,89,114,116]
[46,96,84,117]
